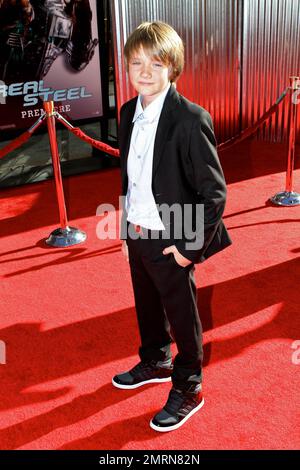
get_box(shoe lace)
[131,360,157,375]
[164,388,199,416]
[164,389,185,415]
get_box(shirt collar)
[132,83,171,124]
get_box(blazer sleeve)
[175,110,227,263]
[118,105,126,240]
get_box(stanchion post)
[286,77,298,192]
[270,76,300,206]
[44,101,68,229]
[43,101,87,247]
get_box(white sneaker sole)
[112,376,172,390]
[149,398,204,432]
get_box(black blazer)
[119,84,232,264]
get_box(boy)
[113,21,232,432]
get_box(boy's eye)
[153,63,162,67]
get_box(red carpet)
[0,140,299,450]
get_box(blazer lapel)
[122,99,137,161]
[152,84,180,179]
[120,98,137,192]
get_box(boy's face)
[128,46,171,106]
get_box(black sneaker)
[150,386,204,432]
[112,359,173,389]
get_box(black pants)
[126,224,203,391]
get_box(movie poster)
[0,0,102,136]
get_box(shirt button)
[137,155,141,159]
[133,183,137,187]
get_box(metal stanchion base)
[270,191,300,206]
[46,226,87,247]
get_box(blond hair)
[124,21,184,82]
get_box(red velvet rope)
[0,124,120,160]
[70,127,120,157]
[0,87,290,160]
[0,131,31,159]
[218,87,289,151]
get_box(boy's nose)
[140,66,152,77]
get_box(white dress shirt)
[126,84,170,230]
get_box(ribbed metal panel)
[110,0,300,143]
[110,0,241,142]
[242,0,300,142]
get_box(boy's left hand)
[163,245,192,267]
